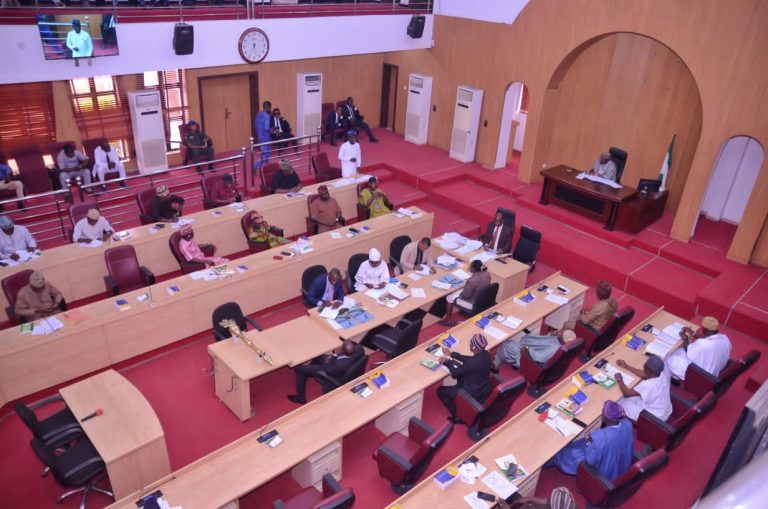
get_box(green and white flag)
[659,134,676,191]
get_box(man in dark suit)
[437,334,492,422]
[306,268,344,308]
[270,108,297,150]
[482,211,514,254]
[288,340,364,404]
[342,96,378,143]
[326,105,346,146]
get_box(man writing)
[438,333,492,422]
[358,176,392,218]
[399,237,436,273]
[150,186,185,222]
[183,120,215,171]
[14,271,63,321]
[666,316,732,381]
[271,159,302,194]
[306,268,345,308]
[0,216,37,260]
[209,174,241,206]
[338,131,362,178]
[93,140,127,190]
[482,211,514,254]
[354,248,390,292]
[287,340,364,405]
[57,144,93,191]
[342,97,378,143]
[65,19,93,58]
[308,185,344,233]
[590,151,617,181]
[72,209,113,243]
[615,355,672,422]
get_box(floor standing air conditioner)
[449,85,483,163]
[405,73,433,145]
[128,90,168,174]
[296,72,323,142]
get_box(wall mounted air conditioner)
[296,72,323,142]
[449,85,484,163]
[405,73,433,145]
[127,90,168,174]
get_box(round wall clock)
[238,28,269,64]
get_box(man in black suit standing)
[437,334,492,422]
[482,211,514,254]
[342,96,378,143]
[326,105,346,146]
[288,340,363,404]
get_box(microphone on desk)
[81,408,103,422]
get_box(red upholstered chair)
[103,245,155,296]
[272,473,355,509]
[576,449,669,508]
[0,151,19,202]
[576,306,635,361]
[240,210,284,254]
[12,145,52,194]
[202,174,222,210]
[136,189,157,225]
[3,269,33,324]
[456,374,526,441]
[259,162,280,196]
[68,201,98,242]
[636,391,716,452]
[682,350,761,400]
[373,417,453,494]
[312,152,341,183]
[356,182,370,221]
[520,337,585,397]
[305,194,322,235]
[168,231,216,274]
[81,138,107,163]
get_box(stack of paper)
[545,414,582,437]
[386,284,409,300]
[329,231,342,239]
[397,208,421,218]
[452,269,472,280]
[458,461,488,485]
[604,363,636,385]
[435,238,460,250]
[319,307,339,319]
[364,288,387,299]
[575,172,623,189]
[545,293,569,305]
[481,471,517,499]
[31,317,64,336]
[646,334,678,357]
[437,254,459,268]
[483,325,507,341]
[430,280,452,290]
[410,288,426,298]
[407,273,422,281]
[471,251,495,263]
[501,316,523,329]
[78,239,103,249]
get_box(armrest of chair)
[371,332,398,352]
[314,369,340,388]
[321,473,343,497]
[407,417,434,444]
[306,216,319,236]
[396,318,416,331]
[683,363,718,400]
[61,456,105,481]
[377,444,415,473]
[245,316,263,332]
[59,299,67,312]
[140,266,156,285]
[636,409,675,450]
[491,373,505,385]
[43,426,84,446]
[200,244,216,256]
[104,275,119,296]
[213,329,229,342]
[519,348,543,382]
[576,460,614,505]
[670,391,696,419]
[456,388,485,414]
[272,500,287,509]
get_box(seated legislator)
[400,237,436,273]
[209,174,241,206]
[272,159,302,194]
[150,186,185,222]
[482,211,514,254]
[179,225,229,267]
[354,248,390,292]
[326,105,346,146]
[14,271,63,321]
[441,260,491,326]
[565,280,617,332]
[57,143,93,191]
[72,209,113,243]
[615,355,672,422]
[287,340,364,405]
[494,328,577,371]
[547,400,634,481]
[183,120,215,170]
[246,213,288,248]
[0,216,37,261]
[92,140,127,190]
[0,161,25,201]
[338,131,362,178]
[590,151,617,181]
[438,333,492,422]
[306,268,345,308]
[666,316,732,381]
[309,185,345,233]
[358,176,392,218]
[342,96,378,143]
[269,108,296,144]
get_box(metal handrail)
[249,132,320,190]
[0,189,73,245]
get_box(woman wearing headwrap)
[178,225,229,267]
[437,333,492,422]
[246,213,287,248]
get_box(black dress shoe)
[447,416,461,423]
[370,138,379,143]
[490,365,500,374]
[287,395,306,404]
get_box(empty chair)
[683,349,761,400]
[520,337,585,396]
[136,188,156,225]
[455,282,499,317]
[389,235,412,272]
[371,318,423,359]
[30,436,114,507]
[104,245,155,295]
[512,225,541,270]
[211,302,263,341]
[373,417,453,494]
[576,449,669,508]
[168,231,216,274]
[259,162,280,196]
[312,152,341,183]
[456,374,526,441]
[301,265,328,307]
[15,400,82,449]
[345,252,369,293]
[272,473,355,509]
[12,145,51,194]
[314,352,368,394]
[576,307,635,360]
[241,211,285,254]
[609,146,628,183]
[636,391,716,452]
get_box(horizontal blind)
[70,75,133,155]
[138,69,189,150]
[0,82,56,155]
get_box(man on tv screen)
[66,19,93,58]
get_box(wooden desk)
[614,191,669,234]
[444,246,530,302]
[106,273,586,509]
[60,370,170,500]
[389,308,691,508]
[0,178,359,314]
[0,208,433,407]
[540,166,638,230]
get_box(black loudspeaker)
[173,23,194,56]
[407,15,425,39]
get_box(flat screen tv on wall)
[37,13,119,60]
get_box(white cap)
[369,248,381,262]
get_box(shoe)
[287,395,306,405]
[439,319,458,327]
[370,138,379,143]
[119,182,127,189]
[447,416,461,423]
[101,185,108,192]
[490,365,500,374]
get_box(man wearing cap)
[399,237,436,274]
[0,216,37,260]
[547,400,634,481]
[93,140,127,190]
[442,260,491,326]
[183,121,214,171]
[353,248,390,292]
[342,97,378,143]
[438,333,492,422]
[338,131,362,178]
[493,327,576,371]
[666,316,732,380]
[149,186,185,222]
[65,19,93,58]
[56,144,93,191]
[615,355,672,421]
[358,177,392,219]
[14,271,63,321]
[590,151,617,181]
[178,225,229,267]
[72,209,113,243]
[271,160,302,194]
[209,174,241,206]
[306,268,345,308]
[309,185,344,233]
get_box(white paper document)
[364,288,387,299]
[545,293,569,305]
[430,280,452,290]
[326,318,342,330]
[341,296,357,308]
[78,239,103,248]
[495,454,518,472]
[471,251,495,263]
[397,207,421,218]
[31,316,64,335]
[481,471,518,499]
[575,172,623,189]
[452,269,472,281]
[437,254,459,267]
[411,288,426,298]
[645,340,674,358]
[406,273,422,281]
[463,492,490,509]
[604,363,636,385]
[329,231,342,239]
[319,307,339,319]
[333,178,357,188]
[386,284,409,300]
[484,325,508,341]
[418,265,432,275]
[501,316,523,329]
[458,461,487,485]
[436,238,460,250]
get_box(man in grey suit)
[441,260,491,326]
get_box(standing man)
[287,340,364,405]
[93,140,127,190]
[338,131,362,178]
[254,101,273,170]
[438,333,492,422]
[57,144,93,191]
[14,271,63,321]
[0,161,25,205]
[326,104,345,146]
[666,316,732,381]
[308,185,345,233]
[72,209,113,243]
[399,237,436,273]
[358,176,392,218]
[65,19,93,58]
[342,97,378,143]
[0,216,36,260]
[353,248,390,292]
[482,212,514,254]
[590,151,617,181]
[183,120,215,172]
[615,355,672,422]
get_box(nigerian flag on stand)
[659,134,676,191]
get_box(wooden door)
[380,64,398,130]
[200,75,253,152]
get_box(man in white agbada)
[0,216,37,260]
[338,130,361,178]
[666,316,732,380]
[72,209,113,243]
[354,248,390,292]
[591,151,617,181]
[93,141,127,190]
[66,19,93,58]
[614,355,672,422]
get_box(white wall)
[434,0,528,24]
[0,14,433,85]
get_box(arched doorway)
[494,82,529,170]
